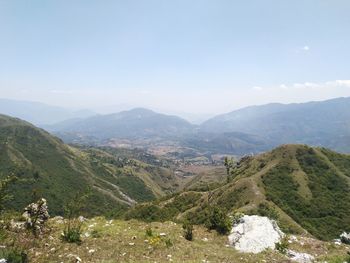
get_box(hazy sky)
[1,0,350,117]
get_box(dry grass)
[2,217,349,263]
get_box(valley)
[1,101,350,262]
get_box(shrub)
[275,236,289,254]
[62,220,83,244]
[145,227,153,237]
[182,221,194,241]
[0,247,28,263]
[61,189,90,244]
[206,207,231,235]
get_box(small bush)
[275,236,289,254]
[62,189,90,244]
[145,227,153,237]
[0,247,28,263]
[182,221,194,241]
[206,207,231,235]
[62,221,83,244]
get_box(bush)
[0,247,28,263]
[145,227,153,237]
[206,207,231,235]
[61,189,90,244]
[62,221,83,244]
[182,221,194,241]
[275,236,289,254]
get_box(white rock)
[0,259,7,263]
[333,239,342,245]
[287,250,314,263]
[228,215,284,254]
[159,233,166,237]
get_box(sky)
[1,0,350,119]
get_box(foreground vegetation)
[1,217,349,263]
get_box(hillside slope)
[0,114,181,216]
[200,97,350,152]
[126,144,350,240]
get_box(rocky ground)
[1,217,349,263]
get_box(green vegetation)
[124,192,202,222]
[263,147,350,240]
[0,247,28,263]
[0,114,181,217]
[182,221,194,241]
[62,190,90,244]
[205,207,231,235]
[275,236,289,254]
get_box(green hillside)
[126,144,350,241]
[0,114,181,216]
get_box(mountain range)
[2,97,350,154]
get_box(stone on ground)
[228,215,284,254]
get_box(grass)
[0,217,348,263]
[0,217,306,263]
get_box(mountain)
[200,97,350,152]
[48,108,196,140]
[0,98,95,125]
[125,144,350,241]
[0,114,182,216]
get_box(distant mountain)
[0,98,95,125]
[49,108,196,140]
[200,97,350,152]
[0,114,182,216]
[126,144,350,241]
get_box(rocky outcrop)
[228,215,284,254]
[22,198,50,234]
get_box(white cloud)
[303,45,310,51]
[252,86,263,91]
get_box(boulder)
[228,215,284,254]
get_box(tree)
[224,157,235,183]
